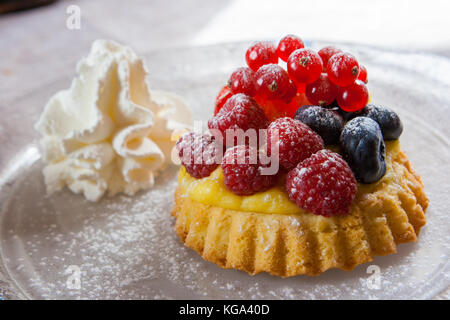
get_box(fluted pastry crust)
[171,150,428,277]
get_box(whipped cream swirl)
[35,40,192,201]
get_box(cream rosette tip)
[35,39,192,201]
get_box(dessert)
[36,40,191,201]
[172,35,428,277]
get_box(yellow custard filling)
[178,141,400,215]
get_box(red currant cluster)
[176,35,382,217]
[215,35,369,119]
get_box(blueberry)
[294,105,344,145]
[337,108,356,122]
[340,117,386,184]
[359,104,403,140]
[326,101,361,122]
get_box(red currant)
[277,34,305,62]
[254,89,305,120]
[253,96,285,121]
[337,80,369,112]
[286,92,311,117]
[305,73,337,106]
[254,64,290,100]
[318,46,342,71]
[229,67,255,96]
[357,64,368,83]
[281,79,297,103]
[245,41,278,71]
[327,52,360,87]
[294,81,306,93]
[214,85,233,115]
[287,48,323,84]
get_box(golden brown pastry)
[172,142,427,277]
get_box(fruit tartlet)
[172,35,428,277]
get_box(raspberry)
[305,73,338,107]
[245,41,278,72]
[229,67,255,96]
[318,46,342,71]
[326,52,360,87]
[254,64,290,100]
[337,80,369,112]
[214,85,233,115]
[176,132,221,178]
[287,48,323,84]
[208,94,268,147]
[277,34,305,62]
[286,149,357,216]
[266,117,324,171]
[222,145,277,195]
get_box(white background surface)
[1,0,450,103]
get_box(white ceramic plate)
[1,42,449,299]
